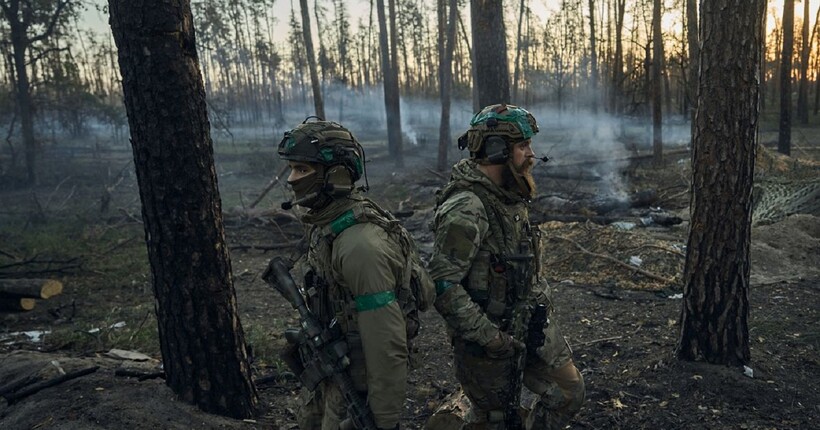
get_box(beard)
[502,157,537,200]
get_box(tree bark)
[470,0,510,108]
[300,0,325,119]
[677,0,764,367]
[108,0,258,418]
[778,0,795,156]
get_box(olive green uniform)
[429,159,585,429]
[296,195,411,429]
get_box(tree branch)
[28,0,69,44]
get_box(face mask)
[287,165,328,209]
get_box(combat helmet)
[278,117,367,209]
[458,104,539,164]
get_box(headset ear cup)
[484,136,509,164]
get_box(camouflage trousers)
[452,319,585,430]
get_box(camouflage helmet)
[278,118,365,182]
[458,104,539,163]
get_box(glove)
[483,330,525,359]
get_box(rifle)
[499,234,539,430]
[262,257,378,430]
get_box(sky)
[82,0,802,42]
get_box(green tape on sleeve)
[435,280,455,296]
[355,290,396,312]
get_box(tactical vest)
[435,180,543,331]
[304,198,435,343]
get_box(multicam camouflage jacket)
[428,159,549,346]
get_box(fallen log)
[0,279,63,299]
[0,297,36,312]
[4,365,99,405]
[0,374,38,397]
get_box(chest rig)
[303,198,431,340]
[437,181,543,331]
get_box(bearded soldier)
[428,104,585,429]
[276,118,433,430]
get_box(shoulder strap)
[320,201,417,308]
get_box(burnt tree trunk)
[677,0,764,366]
[108,0,258,418]
[471,0,510,107]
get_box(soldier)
[277,118,433,430]
[428,104,585,429]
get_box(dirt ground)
[1,130,818,430]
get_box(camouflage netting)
[539,221,685,291]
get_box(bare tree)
[588,0,599,113]
[651,0,663,166]
[108,0,258,418]
[376,0,403,167]
[779,0,795,156]
[0,0,71,185]
[686,0,698,134]
[610,0,626,114]
[300,0,325,119]
[796,0,811,124]
[471,0,510,107]
[677,0,765,367]
[438,0,457,171]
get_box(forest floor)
[0,123,818,430]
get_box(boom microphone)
[281,192,319,210]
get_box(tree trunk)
[651,0,663,166]
[470,0,510,108]
[610,0,626,115]
[438,0,458,172]
[300,0,325,119]
[512,0,526,103]
[588,0,599,113]
[686,0,699,128]
[376,0,403,167]
[108,0,258,418]
[677,0,764,367]
[0,0,67,186]
[778,0,795,156]
[796,0,810,124]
